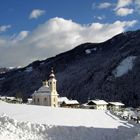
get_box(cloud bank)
[0,17,137,67]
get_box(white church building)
[32,69,59,107]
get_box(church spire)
[49,67,55,79]
[48,67,57,92]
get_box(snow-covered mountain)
[0,103,139,140]
[0,66,21,74]
[1,30,140,107]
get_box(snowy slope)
[0,103,139,140]
[112,56,136,77]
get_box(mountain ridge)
[1,29,140,107]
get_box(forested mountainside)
[1,30,140,107]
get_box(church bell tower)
[48,68,58,107]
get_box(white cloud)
[92,2,111,9]
[97,17,103,20]
[115,0,135,16]
[94,15,105,20]
[98,2,112,9]
[115,0,140,14]
[0,25,11,33]
[0,17,137,67]
[29,9,45,19]
[116,0,133,9]
[116,7,134,16]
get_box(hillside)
[0,103,139,140]
[1,30,140,107]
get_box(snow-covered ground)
[0,103,139,140]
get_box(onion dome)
[49,67,55,79]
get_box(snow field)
[0,103,139,140]
[0,104,132,128]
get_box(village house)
[87,100,108,110]
[32,69,59,107]
[61,99,80,108]
[58,97,69,107]
[81,103,89,109]
[27,98,33,104]
[0,96,22,104]
[108,102,125,111]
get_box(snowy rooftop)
[88,100,108,105]
[37,85,51,92]
[27,98,32,101]
[82,103,89,106]
[6,97,15,100]
[0,96,16,100]
[63,100,79,105]
[109,102,125,106]
[58,97,69,102]
[0,96,7,100]
[32,85,51,96]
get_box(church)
[32,69,59,107]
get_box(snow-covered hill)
[0,103,139,140]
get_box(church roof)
[38,85,51,92]
[32,85,51,96]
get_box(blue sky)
[0,0,140,67]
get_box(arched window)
[44,98,47,101]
